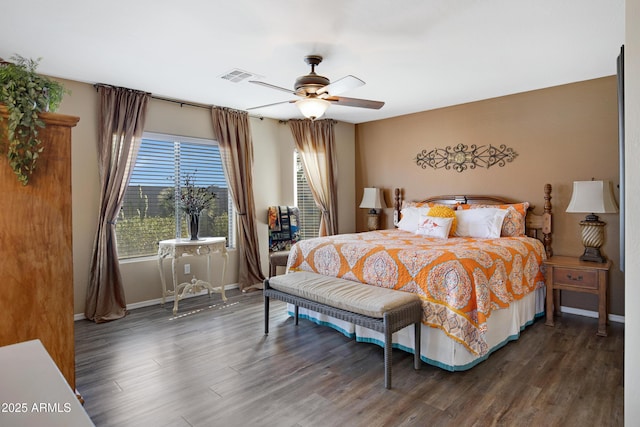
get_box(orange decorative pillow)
[458,202,529,236]
[402,201,429,209]
[402,201,460,210]
[427,205,457,235]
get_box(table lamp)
[566,180,618,263]
[360,187,386,231]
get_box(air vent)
[219,69,256,83]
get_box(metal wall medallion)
[415,143,518,172]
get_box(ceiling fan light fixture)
[296,97,330,120]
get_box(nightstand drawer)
[552,267,598,289]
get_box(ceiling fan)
[248,55,384,120]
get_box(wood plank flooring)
[75,290,624,427]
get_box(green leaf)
[1,54,66,185]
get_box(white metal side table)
[157,237,228,314]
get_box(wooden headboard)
[393,184,553,258]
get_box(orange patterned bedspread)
[286,229,547,355]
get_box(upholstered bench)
[264,271,422,389]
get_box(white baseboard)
[560,305,625,324]
[74,283,239,321]
[75,290,624,324]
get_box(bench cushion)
[268,271,421,318]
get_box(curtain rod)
[279,119,338,124]
[151,95,208,110]
[93,84,262,119]
[151,95,263,120]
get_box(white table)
[0,340,95,427]
[157,237,228,314]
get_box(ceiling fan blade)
[249,80,297,95]
[316,75,364,96]
[246,99,296,111]
[326,96,384,109]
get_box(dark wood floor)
[75,289,624,427]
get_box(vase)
[186,213,200,240]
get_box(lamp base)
[578,217,607,263]
[367,213,380,231]
[580,247,607,263]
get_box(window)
[294,150,321,239]
[116,133,234,259]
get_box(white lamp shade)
[359,187,387,209]
[295,98,330,120]
[566,180,618,214]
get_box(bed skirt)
[286,287,545,371]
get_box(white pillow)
[397,207,429,233]
[415,215,453,239]
[454,208,508,238]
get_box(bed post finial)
[543,184,552,258]
[393,188,402,227]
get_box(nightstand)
[544,255,611,336]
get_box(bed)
[284,184,552,371]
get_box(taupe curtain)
[211,106,264,290]
[288,119,339,236]
[85,85,149,322]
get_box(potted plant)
[177,172,216,240]
[0,55,67,185]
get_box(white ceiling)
[0,0,625,124]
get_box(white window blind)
[116,133,234,259]
[294,150,321,240]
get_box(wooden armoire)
[0,106,79,389]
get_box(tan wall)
[56,80,101,317]
[55,79,355,316]
[355,77,623,316]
